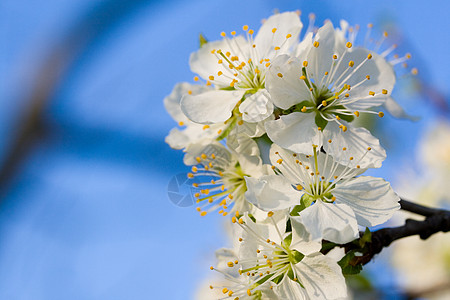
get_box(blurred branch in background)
[0,0,151,200]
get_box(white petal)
[189,36,248,85]
[165,123,224,151]
[278,276,308,300]
[265,112,321,154]
[244,175,302,211]
[181,90,245,124]
[298,200,359,243]
[333,176,400,227]
[290,216,322,255]
[239,90,274,122]
[323,122,386,168]
[254,12,303,58]
[335,49,395,111]
[305,21,336,83]
[266,55,311,109]
[384,96,419,121]
[295,253,347,300]
[163,82,211,122]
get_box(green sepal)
[283,233,292,248]
[314,113,328,129]
[338,250,363,275]
[271,273,284,285]
[282,100,313,115]
[359,227,372,248]
[219,86,236,91]
[216,117,236,141]
[291,250,305,264]
[287,267,295,280]
[199,33,208,47]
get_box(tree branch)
[323,199,450,268]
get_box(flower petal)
[266,55,311,109]
[323,122,386,168]
[265,112,321,154]
[239,90,274,122]
[244,175,303,211]
[181,89,245,124]
[290,216,322,255]
[295,253,347,300]
[298,200,359,243]
[254,12,303,58]
[333,176,400,227]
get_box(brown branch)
[323,199,450,267]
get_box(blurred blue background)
[0,0,448,299]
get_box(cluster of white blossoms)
[164,11,413,299]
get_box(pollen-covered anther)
[286,33,292,38]
[267,211,274,217]
[296,185,303,190]
[366,75,371,80]
[188,173,194,178]
[194,76,199,81]
[248,29,254,35]
[303,61,308,67]
[178,121,184,126]
[201,211,207,216]
[348,60,355,67]
[346,42,352,48]
[378,112,384,117]
[333,54,338,59]
[227,262,234,267]
[301,106,307,112]
[220,31,226,37]
[231,31,236,36]
[243,25,249,31]
[272,27,277,33]
[277,73,283,78]
[328,139,332,143]
[277,159,283,164]
[238,120,244,125]
[369,91,375,96]
[222,288,229,294]
[354,111,360,117]
[382,89,388,94]
[367,53,373,60]
[322,100,327,106]
[313,41,319,48]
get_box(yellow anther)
[303,61,308,67]
[348,61,355,67]
[201,153,207,159]
[353,111,360,117]
[238,120,244,125]
[277,159,283,164]
[178,121,185,127]
[383,31,388,37]
[331,196,336,201]
[206,81,211,86]
[239,238,243,242]
[208,75,214,81]
[406,53,412,59]
[265,62,270,67]
[226,51,231,57]
[313,41,319,48]
[238,218,244,224]
[286,33,292,39]
[369,91,375,96]
[368,23,373,28]
[248,29,254,35]
[367,147,372,151]
[277,73,283,78]
[243,25,249,31]
[333,54,338,59]
[357,165,361,169]
[366,75,371,80]
[382,89,388,94]
[223,212,228,216]
[318,127,322,131]
[192,166,198,173]
[346,42,352,48]
[336,115,341,120]
[201,211,207,216]
[274,46,280,50]
[193,183,199,187]
[342,126,347,132]
[267,211,274,217]
[208,198,213,203]
[194,76,199,81]
[222,288,229,294]
[324,71,329,75]
[211,49,216,54]
[235,211,240,217]
[296,185,303,190]
[210,266,214,270]
[411,68,418,75]
[328,139,332,143]
[271,165,276,170]
[345,93,349,97]
[300,75,306,80]
[231,31,236,36]
[272,28,277,33]
[227,262,234,267]
[188,173,194,178]
[322,100,327,107]
[228,290,233,297]
[378,111,384,117]
[254,68,260,74]
[350,157,354,160]
[247,289,252,296]
[367,53,373,60]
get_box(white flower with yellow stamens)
[244,143,400,243]
[265,21,393,165]
[181,12,303,129]
[186,141,269,217]
[164,82,226,153]
[223,212,347,299]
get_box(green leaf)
[338,250,363,275]
[199,33,208,47]
[314,113,328,129]
[359,227,372,248]
[321,241,338,253]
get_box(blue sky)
[0,0,449,299]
